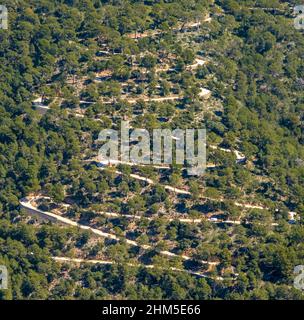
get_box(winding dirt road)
[52,257,224,280]
[20,196,218,266]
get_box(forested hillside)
[0,0,304,300]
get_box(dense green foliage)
[0,0,304,300]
